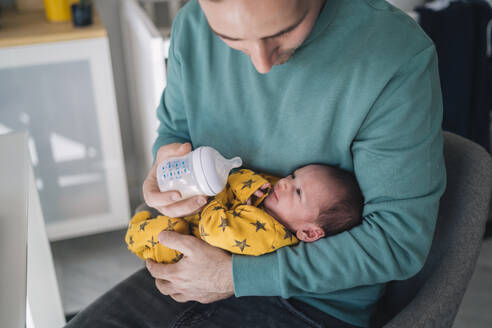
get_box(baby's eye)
[296,189,301,196]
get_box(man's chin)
[273,51,296,66]
[274,57,291,66]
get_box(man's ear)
[296,225,325,242]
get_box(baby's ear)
[296,225,325,242]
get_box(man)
[66,0,445,327]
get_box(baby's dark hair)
[314,165,364,237]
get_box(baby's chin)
[263,196,297,234]
[263,194,277,218]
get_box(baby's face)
[263,165,337,233]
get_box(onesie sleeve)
[233,45,446,297]
[125,211,190,264]
[199,200,299,255]
[227,169,272,205]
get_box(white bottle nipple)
[227,157,243,169]
[217,156,242,178]
[194,147,242,195]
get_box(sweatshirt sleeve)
[232,45,447,297]
[152,13,191,160]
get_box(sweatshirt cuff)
[232,253,281,297]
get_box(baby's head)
[263,164,363,243]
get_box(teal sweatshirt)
[153,0,446,326]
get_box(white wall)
[95,0,143,211]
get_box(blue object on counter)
[71,3,93,27]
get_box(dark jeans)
[65,268,357,328]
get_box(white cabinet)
[0,11,130,241]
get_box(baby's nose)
[275,181,284,191]
[278,179,290,190]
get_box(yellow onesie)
[125,169,299,263]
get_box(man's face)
[263,165,337,233]
[198,0,326,74]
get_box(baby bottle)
[156,146,242,200]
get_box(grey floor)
[51,229,492,326]
[51,229,144,315]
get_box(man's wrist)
[223,255,234,294]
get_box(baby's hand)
[246,183,271,205]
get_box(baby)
[126,164,364,263]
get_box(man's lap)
[65,268,355,328]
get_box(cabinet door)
[0,37,130,241]
[121,0,166,184]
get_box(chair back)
[372,131,492,327]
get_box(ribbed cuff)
[232,253,280,297]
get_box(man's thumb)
[179,142,191,152]
[157,230,193,254]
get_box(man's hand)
[143,142,208,217]
[146,231,234,303]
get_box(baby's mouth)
[270,187,278,202]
